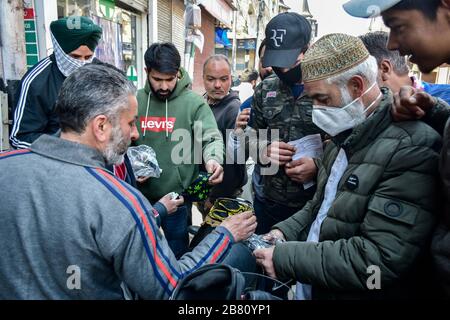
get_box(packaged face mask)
[127,145,162,179]
[182,172,212,202]
[204,197,253,227]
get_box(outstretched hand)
[392,86,437,121]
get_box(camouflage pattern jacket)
[251,75,324,209]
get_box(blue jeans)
[161,203,191,258]
[221,242,260,292]
[253,196,300,234]
[221,242,257,273]
[221,242,288,298]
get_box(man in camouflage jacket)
[250,12,324,233]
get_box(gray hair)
[56,63,136,133]
[326,55,378,87]
[359,31,409,76]
[203,54,231,75]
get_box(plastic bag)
[204,197,253,227]
[126,145,162,179]
[243,234,285,251]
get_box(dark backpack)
[170,264,246,300]
[170,263,284,300]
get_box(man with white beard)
[0,64,257,299]
[254,33,441,299]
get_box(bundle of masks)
[189,197,252,249]
[190,197,285,252]
[181,171,212,202]
[126,145,162,179]
[203,197,253,227]
[203,197,284,251]
[243,234,285,251]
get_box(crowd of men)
[0,0,449,300]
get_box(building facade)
[0,0,331,150]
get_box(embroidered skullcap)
[302,33,370,83]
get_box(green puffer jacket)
[273,89,441,299]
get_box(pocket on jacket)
[262,107,282,121]
[368,195,419,226]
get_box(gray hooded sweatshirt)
[0,135,234,299]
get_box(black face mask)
[273,64,302,86]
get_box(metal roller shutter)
[172,0,185,66]
[116,0,148,13]
[158,0,172,43]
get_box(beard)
[150,83,175,101]
[103,124,131,166]
[340,87,354,106]
[339,86,368,122]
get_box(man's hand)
[136,176,150,183]
[261,229,286,243]
[158,193,184,215]
[265,141,296,166]
[285,157,317,183]
[392,86,437,121]
[220,211,257,242]
[254,247,277,279]
[201,197,214,218]
[205,159,224,185]
[234,108,251,133]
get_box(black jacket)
[9,55,138,190]
[208,91,247,199]
[10,54,65,149]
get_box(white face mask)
[312,82,381,137]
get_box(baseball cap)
[343,0,403,18]
[262,12,312,68]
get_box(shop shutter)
[172,0,185,66]
[132,0,148,12]
[158,0,172,43]
[117,0,148,12]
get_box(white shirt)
[232,82,254,102]
[296,148,349,300]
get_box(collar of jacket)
[30,134,108,171]
[273,77,309,102]
[206,91,240,108]
[332,87,394,156]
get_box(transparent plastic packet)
[243,233,285,251]
[126,145,162,179]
